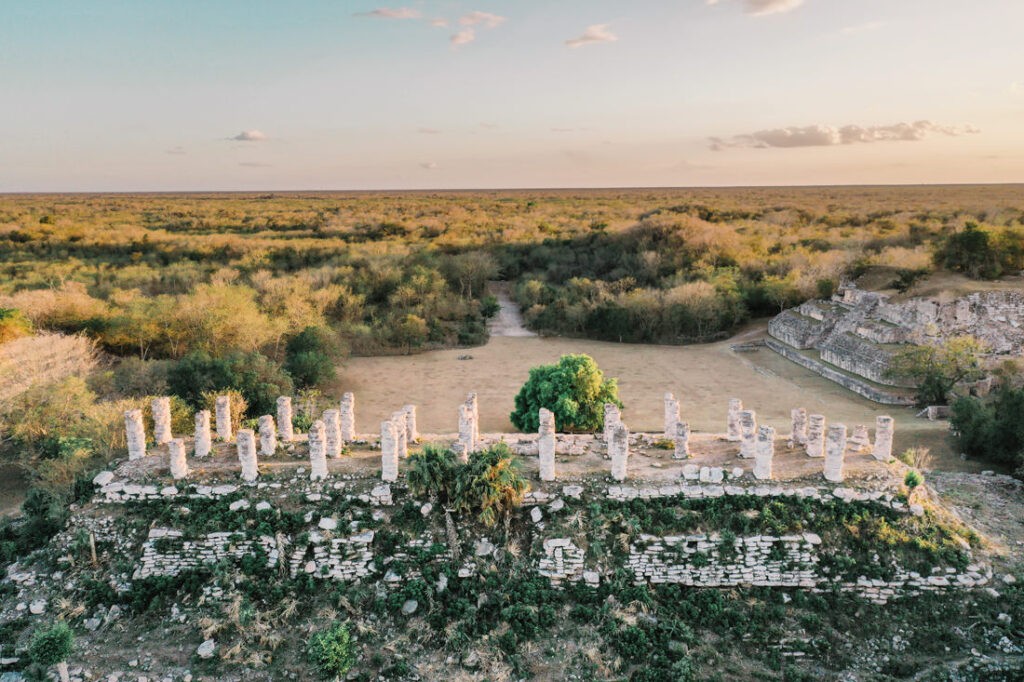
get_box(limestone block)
[168,438,188,480]
[538,408,556,481]
[824,423,847,482]
[124,409,147,461]
[258,415,277,456]
[609,423,630,481]
[194,410,212,458]
[308,420,328,481]
[323,409,342,458]
[727,398,743,442]
[465,392,479,443]
[873,416,894,462]
[391,411,408,459]
[849,424,871,452]
[403,404,418,443]
[458,404,475,454]
[603,403,621,444]
[380,420,398,482]
[276,396,294,442]
[673,421,690,459]
[664,393,680,440]
[790,407,807,446]
[152,397,173,444]
[739,410,757,459]
[215,395,232,441]
[340,392,356,442]
[237,429,258,482]
[753,425,775,481]
[806,414,826,458]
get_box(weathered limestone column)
[391,411,408,459]
[323,409,342,458]
[168,438,188,480]
[603,403,621,443]
[276,397,294,442]
[258,415,277,456]
[824,424,847,483]
[806,414,826,458]
[194,410,212,458]
[538,408,556,481]
[152,397,173,444]
[308,420,328,481]
[609,423,630,481]
[215,395,232,442]
[237,429,258,482]
[790,408,808,447]
[465,392,480,443]
[873,416,894,462]
[849,424,871,452]
[739,410,758,459]
[340,393,356,442]
[380,420,398,482]
[673,421,691,460]
[664,393,680,440]
[454,442,469,465]
[753,425,775,480]
[726,399,743,441]
[403,405,418,444]
[458,404,476,454]
[124,409,147,461]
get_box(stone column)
[168,438,188,480]
[340,392,356,442]
[458,404,475,454]
[824,424,847,482]
[215,395,232,442]
[603,403,620,443]
[739,410,758,459]
[790,408,808,447]
[664,393,680,440]
[124,409,147,461]
[727,399,743,441]
[465,392,479,443]
[323,409,342,458]
[674,421,691,459]
[276,396,294,442]
[403,405,418,444]
[380,420,398,482]
[237,429,258,482]
[152,397,173,444]
[849,424,871,452]
[454,442,469,465]
[873,416,894,462]
[806,414,826,458]
[194,410,212,458]
[258,415,277,456]
[308,420,328,481]
[753,425,775,480]
[391,411,408,459]
[609,423,630,481]
[538,408,556,481]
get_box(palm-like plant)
[406,444,457,504]
[452,443,529,527]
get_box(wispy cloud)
[565,24,618,48]
[231,130,267,142]
[706,0,804,17]
[355,7,421,19]
[450,28,476,46]
[420,161,438,170]
[430,18,448,28]
[165,146,186,155]
[459,11,506,28]
[417,127,441,134]
[709,121,980,150]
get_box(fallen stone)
[196,640,216,659]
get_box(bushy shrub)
[201,390,247,436]
[110,358,170,397]
[904,470,924,491]
[169,351,292,416]
[285,326,343,389]
[950,386,1024,471]
[307,622,355,678]
[510,354,622,432]
[0,308,32,344]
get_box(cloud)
[420,161,438,170]
[231,130,267,142]
[565,24,618,48]
[450,28,475,46]
[355,7,421,19]
[417,127,441,134]
[165,146,186,155]
[709,120,980,150]
[430,18,448,27]
[706,0,804,16]
[459,11,506,28]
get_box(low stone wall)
[767,311,824,350]
[818,333,898,386]
[135,530,277,579]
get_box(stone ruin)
[767,283,1024,405]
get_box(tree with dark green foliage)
[406,444,458,505]
[933,221,1024,280]
[510,354,622,432]
[168,350,293,417]
[28,620,73,682]
[886,336,986,406]
[307,622,355,678]
[950,385,1024,473]
[285,326,343,388]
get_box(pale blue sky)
[1,0,1021,190]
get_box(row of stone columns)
[380,405,416,482]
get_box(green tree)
[510,354,622,432]
[934,222,1002,279]
[168,351,292,416]
[28,621,74,682]
[406,444,458,505]
[307,622,355,678]
[391,314,428,354]
[452,443,529,527]
[285,326,343,388]
[950,385,1024,471]
[887,336,987,406]
[0,307,32,344]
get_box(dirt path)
[486,282,535,338]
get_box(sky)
[1,0,1022,191]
